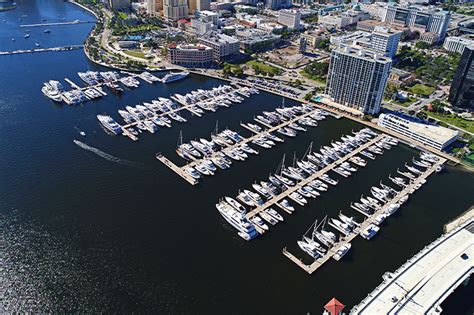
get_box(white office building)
[370,26,402,58]
[443,36,474,54]
[378,113,458,150]
[163,0,189,20]
[278,9,301,30]
[382,4,450,43]
[325,46,392,115]
[199,31,240,61]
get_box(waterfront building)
[168,43,214,67]
[199,31,240,61]
[443,36,474,54]
[109,0,131,10]
[378,113,458,150]
[278,9,301,30]
[325,46,392,115]
[381,4,450,43]
[449,46,474,109]
[163,0,189,20]
[146,0,163,14]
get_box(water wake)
[73,140,143,168]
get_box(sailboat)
[297,219,327,258]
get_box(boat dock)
[155,107,323,184]
[20,20,95,27]
[245,134,385,220]
[64,78,81,89]
[156,154,198,185]
[0,45,84,56]
[282,156,447,275]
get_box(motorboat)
[333,243,351,261]
[216,202,258,241]
[250,216,269,231]
[265,208,284,221]
[360,224,380,240]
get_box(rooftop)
[379,113,459,144]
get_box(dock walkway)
[156,154,198,185]
[283,156,447,274]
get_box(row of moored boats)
[296,150,442,261]
[216,128,386,240]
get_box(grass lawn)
[423,110,474,133]
[300,70,326,85]
[392,96,418,107]
[123,49,146,59]
[246,60,280,75]
[410,84,435,97]
[117,11,128,19]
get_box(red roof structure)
[324,298,345,315]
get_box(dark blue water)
[1,1,473,313]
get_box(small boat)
[250,216,269,231]
[333,243,351,261]
[265,208,284,221]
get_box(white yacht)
[333,243,351,261]
[41,80,64,102]
[250,216,269,231]
[162,71,189,83]
[97,114,122,135]
[297,239,321,258]
[225,196,246,213]
[360,224,380,240]
[265,208,284,221]
[216,202,258,240]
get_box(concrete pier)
[156,154,198,186]
[0,45,84,56]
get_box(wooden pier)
[156,154,198,186]
[282,156,447,274]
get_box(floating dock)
[282,156,447,274]
[156,154,198,186]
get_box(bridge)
[0,45,84,56]
[351,218,474,314]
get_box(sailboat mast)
[177,130,183,147]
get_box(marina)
[103,83,256,141]
[3,1,474,313]
[213,128,388,239]
[42,70,189,105]
[283,153,447,274]
[158,104,329,184]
